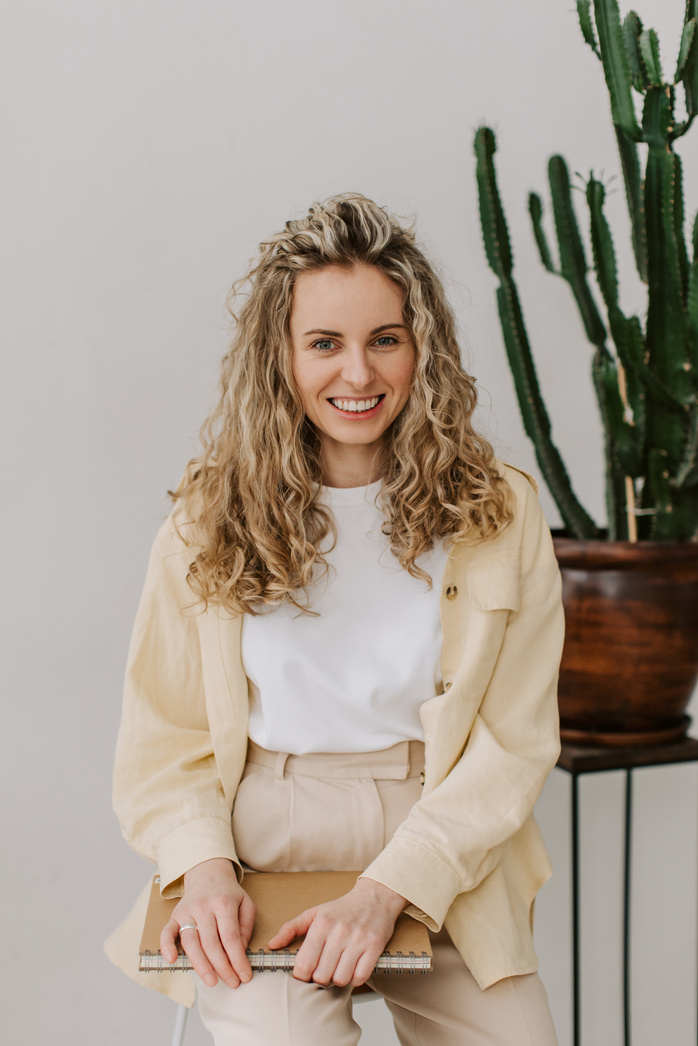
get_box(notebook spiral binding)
[139,949,431,973]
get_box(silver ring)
[178,923,199,933]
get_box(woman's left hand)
[267,878,407,987]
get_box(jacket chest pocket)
[465,549,521,612]
[438,547,522,701]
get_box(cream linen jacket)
[105,463,563,1005]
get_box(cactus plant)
[475,0,698,541]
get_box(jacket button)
[446,585,457,600]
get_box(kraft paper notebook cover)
[140,870,432,973]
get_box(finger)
[176,925,220,988]
[216,912,253,984]
[325,938,383,988]
[291,925,326,983]
[327,950,359,988]
[308,928,349,986]
[268,908,316,949]
[238,895,257,951]
[350,949,380,987]
[311,945,344,987]
[266,922,297,949]
[160,916,181,964]
[196,918,243,989]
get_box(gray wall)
[3,2,697,1043]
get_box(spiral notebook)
[139,869,432,973]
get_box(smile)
[328,396,384,413]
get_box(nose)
[341,345,374,389]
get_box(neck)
[320,443,384,489]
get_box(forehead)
[290,264,404,329]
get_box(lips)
[328,395,384,413]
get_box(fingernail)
[205,974,216,987]
[240,971,252,983]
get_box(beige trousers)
[196,741,558,1046]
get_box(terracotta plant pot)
[553,537,698,746]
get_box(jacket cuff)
[156,817,242,897]
[360,838,463,931]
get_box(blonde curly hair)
[172,194,512,613]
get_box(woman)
[108,194,563,1045]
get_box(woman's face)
[290,263,416,485]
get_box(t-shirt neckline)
[320,477,383,507]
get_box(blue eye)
[313,339,335,352]
[375,335,397,347]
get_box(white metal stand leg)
[170,1003,188,1046]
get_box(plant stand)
[556,738,698,1046]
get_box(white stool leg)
[170,1003,189,1046]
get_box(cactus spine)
[475,0,698,540]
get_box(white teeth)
[331,397,380,412]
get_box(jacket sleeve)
[112,514,240,897]
[360,473,563,928]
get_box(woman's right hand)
[160,858,256,989]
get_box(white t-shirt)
[242,480,447,754]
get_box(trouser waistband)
[245,738,425,780]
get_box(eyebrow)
[302,323,408,337]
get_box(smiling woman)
[290,264,416,487]
[108,195,563,1046]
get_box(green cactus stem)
[639,28,663,86]
[687,213,698,374]
[548,157,608,348]
[594,0,642,140]
[679,2,698,127]
[677,18,696,83]
[544,161,629,536]
[474,128,600,539]
[622,11,647,91]
[528,193,556,273]
[674,407,698,488]
[643,102,694,417]
[578,1,601,57]
[614,126,647,281]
